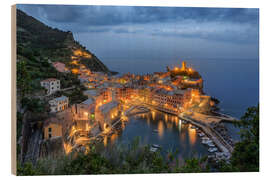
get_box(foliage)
[230,104,259,172]
[17,162,41,176]
[17,138,208,175]
[17,60,32,98]
[21,97,47,113]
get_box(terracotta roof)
[52,62,67,72]
[41,78,59,83]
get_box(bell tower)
[181,61,187,71]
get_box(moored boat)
[152,144,161,148]
[202,139,213,144]
[150,147,158,152]
[208,147,218,153]
[198,132,205,137]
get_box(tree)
[231,104,259,172]
[17,60,32,99]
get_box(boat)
[208,147,218,153]
[202,139,213,144]
[153,129,159,133]
[201,137,209,140]
[207,142,216,147]
[150,147,158,152]
[198,132,205,137]
[152,144,161,148]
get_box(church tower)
[181,61,187,71]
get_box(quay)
[141,102,236,155]
[179,114,233,154]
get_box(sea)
[98,57,259,157]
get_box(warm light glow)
[71,60,78,65]
[64,143,72,154]
[151,110,156,120]
[158,120,164,139]
[84,112,88,116]
[71,68,79,74]
[103,136,108,147]
[188,124,197,145]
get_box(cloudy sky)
[17,4,259,72]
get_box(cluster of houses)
[40,60,214,154]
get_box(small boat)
[152,144,161,148]
[202,139,213,144]
[198,133,205,137]
[207,142,216,147]
[150,147,158,152]
[208,155,215,159]
[201,137,210,140]
[208,147,218,153]
[153,129,159,133]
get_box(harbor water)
[102,110,210,159]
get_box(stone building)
[49,96,69,113]
[43,117,62,139]
[40,78,60,95]
[95,101,120,131]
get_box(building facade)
[43,117,62,139]
[49,96,69,113]
[40,78,61,95]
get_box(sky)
[17,4,259,70]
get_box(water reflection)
[110,133,118,144]
[103,135,108,147]
[174,117,179,127]
[151,110,156,120]
[178,119,182,132]
[188,124,197,146]
[104,110,209,159]
[158,120,164,139]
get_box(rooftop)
[41,78,59,83]
[51,96,68,102]
[81,98,95,105]
[84,89,99,97]
[99,101,119,114]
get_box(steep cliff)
[16,9,110,73]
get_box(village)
[33,49,237,163]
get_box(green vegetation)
[17,9,110,72]
[215,104,259,172]
[231,104,259,172]
[17,137,209,175]
[17,105,259,175]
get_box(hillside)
[16,9,110,73]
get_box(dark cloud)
[16,4,259,44]
[17,4,259,26]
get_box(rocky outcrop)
[40,137,65,158]
[16,9,110,73]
